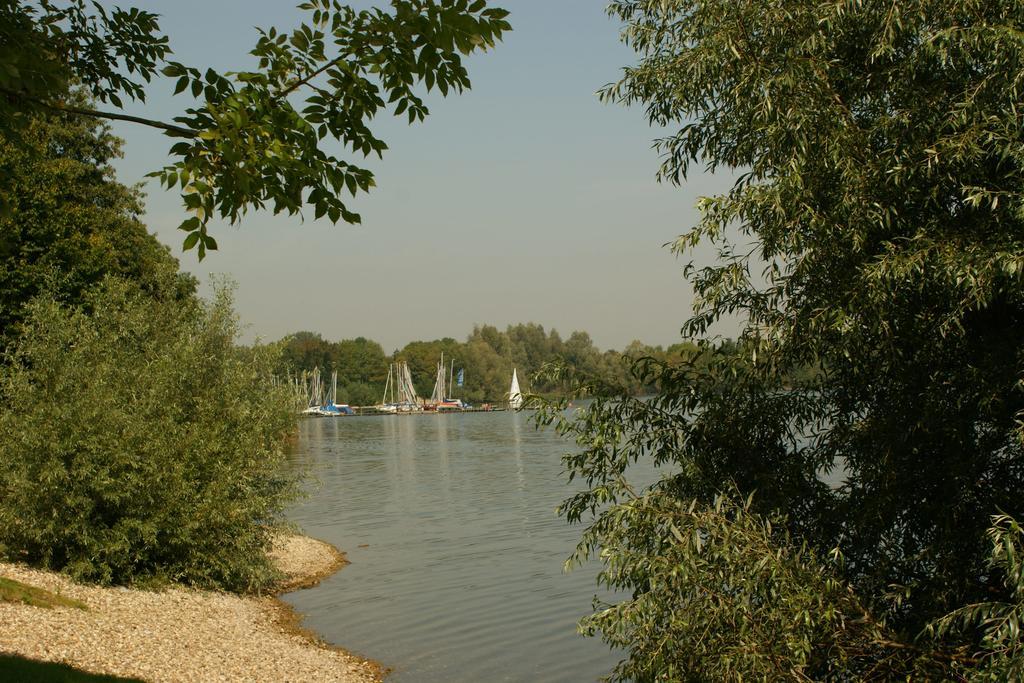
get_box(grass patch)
[0,654,144,682]
[0,576,87,610]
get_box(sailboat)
[379,364,397,413]
[302,369,353,416]
[300,367,323,415]
[428,352,446,408]
[379,361,421,413]
[431,352,468,411]
[315,371,354,416]
[508,368,523,410]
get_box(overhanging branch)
[3,88,198,137]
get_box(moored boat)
[508,368,523,410]
[377,361,422,413]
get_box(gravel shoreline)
[0,534,384,682]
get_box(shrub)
[932,514,1024,680]
[554,481,957,681]
[0,278,299,592]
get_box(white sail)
[430,352,446,404]
[378,361,420,411]
[400,361,419,405]
[508,368,523,410]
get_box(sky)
[100,0,734,353]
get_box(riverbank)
[0,534,384,682]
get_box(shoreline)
[0,533,385,682]
[268,534,389,680]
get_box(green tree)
[279,330,334,374]
[0,279,297,591]
[334,336,388,405]
[2,0,510,257]
[475,323,509,357]
[396,337,460,397]
[506,322,556,374]
[0,102,194,344]
[931,514,1024,679]
[563,330,599,370]
[537,0,1024,678]
[333,336,388,386]
[461,326,509,402]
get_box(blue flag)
[456,368,464,386]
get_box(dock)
[301,405,510,418]
[349,406,508,417]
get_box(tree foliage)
[0,99,194,345]
[0,280,298,591]
[279,331,391,405]
[535,0,1024,678]
[931,514,1024,680]
[1,0,511,257]
[564,488,961,681]
[0,0,168,126]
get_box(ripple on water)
[283,412,645,683]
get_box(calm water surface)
[283,411,644,682]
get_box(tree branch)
[873,637,980,666]
[274,55,348,102]
[2,88,198,137]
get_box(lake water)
[282,410,640,682]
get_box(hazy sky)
[100,0,733,353]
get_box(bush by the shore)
[0,278,299,592]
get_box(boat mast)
[312,367,322,407]
[382,364,392,405]
[403,361,419,405]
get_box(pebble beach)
[0,534,384,682]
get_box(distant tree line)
[276,326,719,406]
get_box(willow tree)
[1,0,510,257]
[538,1,1024,679]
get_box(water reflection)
[282,412,631,682]
[512,410,526,496]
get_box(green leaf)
[7,0,511,263]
